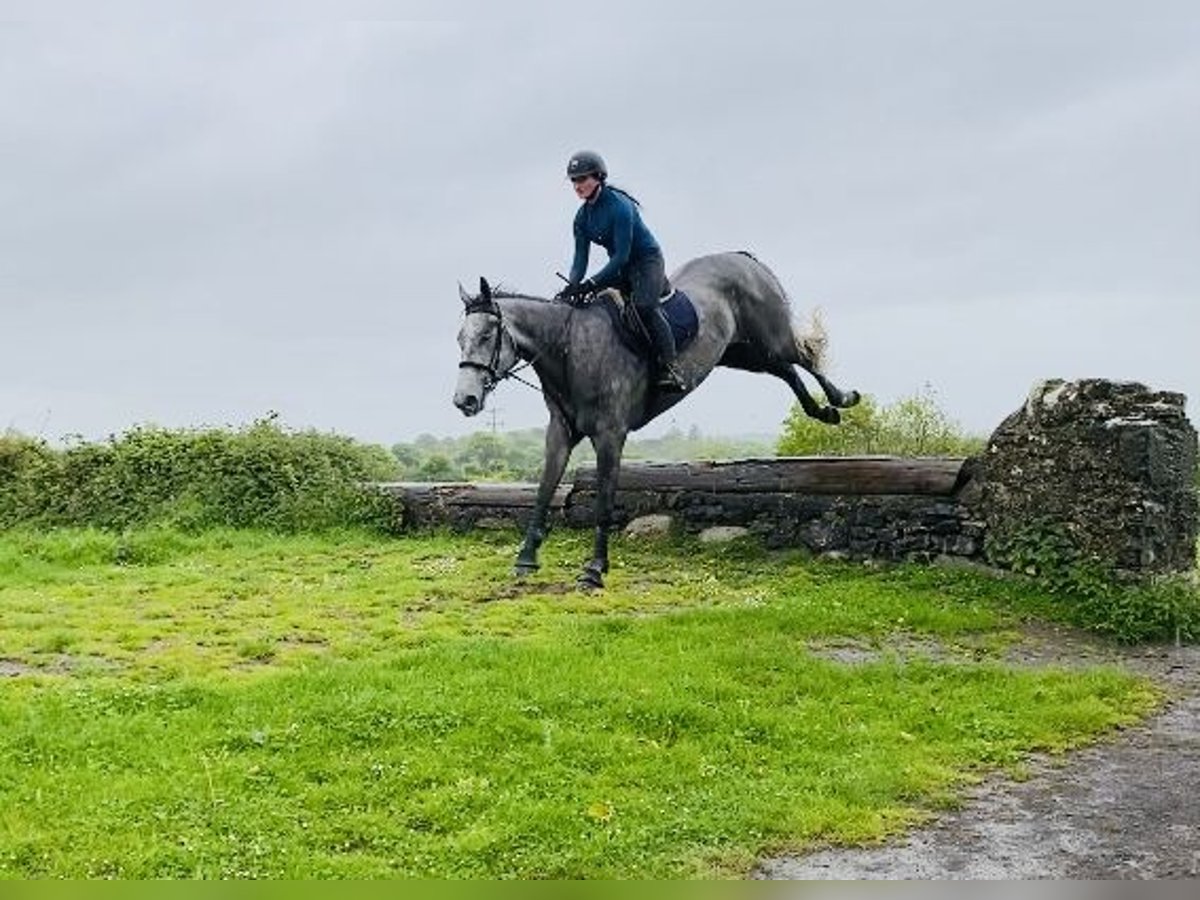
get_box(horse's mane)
[490,286,563,305]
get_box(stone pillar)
[978,379,1198,577]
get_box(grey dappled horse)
[453,250,860,588]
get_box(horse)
[453,250,860,588]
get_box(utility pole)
[487,406,504,434]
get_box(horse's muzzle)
[454,393,481,416]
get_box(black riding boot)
[628,252,685,391]
[646,307,685,390]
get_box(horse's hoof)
[821,407,842,425]
[576,568,605,590]
[841,390,862,408]
[514,562,539,578]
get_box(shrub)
[988,521,1200,644]
[0,420,401,533]
[0,432,60,526]
[777,385,984,457]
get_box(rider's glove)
[556,279,594,303]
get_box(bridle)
[457,297,507,393]
[458,294,546,395]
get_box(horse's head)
[453,277,517,417]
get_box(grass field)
[0,528,1160,878]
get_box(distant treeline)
[391,427,776,483]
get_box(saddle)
[589,286,700,361]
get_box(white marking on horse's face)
[452,312,497,416]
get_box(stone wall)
[585,490,983,562]
[384,379,1197,577]
[977,379,1198,576]
[563,459,982,563]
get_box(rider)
[556,150,685,390]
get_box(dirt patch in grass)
[0,658,36,677]
[0,654,123,677]
[489,581,579,601]
[805,633,988,666]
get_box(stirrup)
[656,363,687,391]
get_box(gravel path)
[755,630,1200,880]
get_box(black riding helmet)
[567,150,607,181]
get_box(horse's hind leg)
[763,314,861,410]
[768,361,842,425]
[777,336,860,409]
[515,413,578,577]
[721,342,845,424]
[805,367,861,410]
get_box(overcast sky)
[3,4,1197,448]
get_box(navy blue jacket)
[569,185,662,288]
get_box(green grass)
[0,528,1161,878]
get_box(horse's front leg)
[515,414,578,577]
[578,429,626,590]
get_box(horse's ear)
[479,277,492,301]
[458,281,472,306]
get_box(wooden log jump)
[377,481,567,529]
[571,457,969,496]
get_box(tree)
[459,432,511,480]
[877,387,980,455]
[777,394,883,455]
[417,454,455,481]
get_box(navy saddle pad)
[598,288,699,356]
[661,289,700,349]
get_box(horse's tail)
[793,307,828,374]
